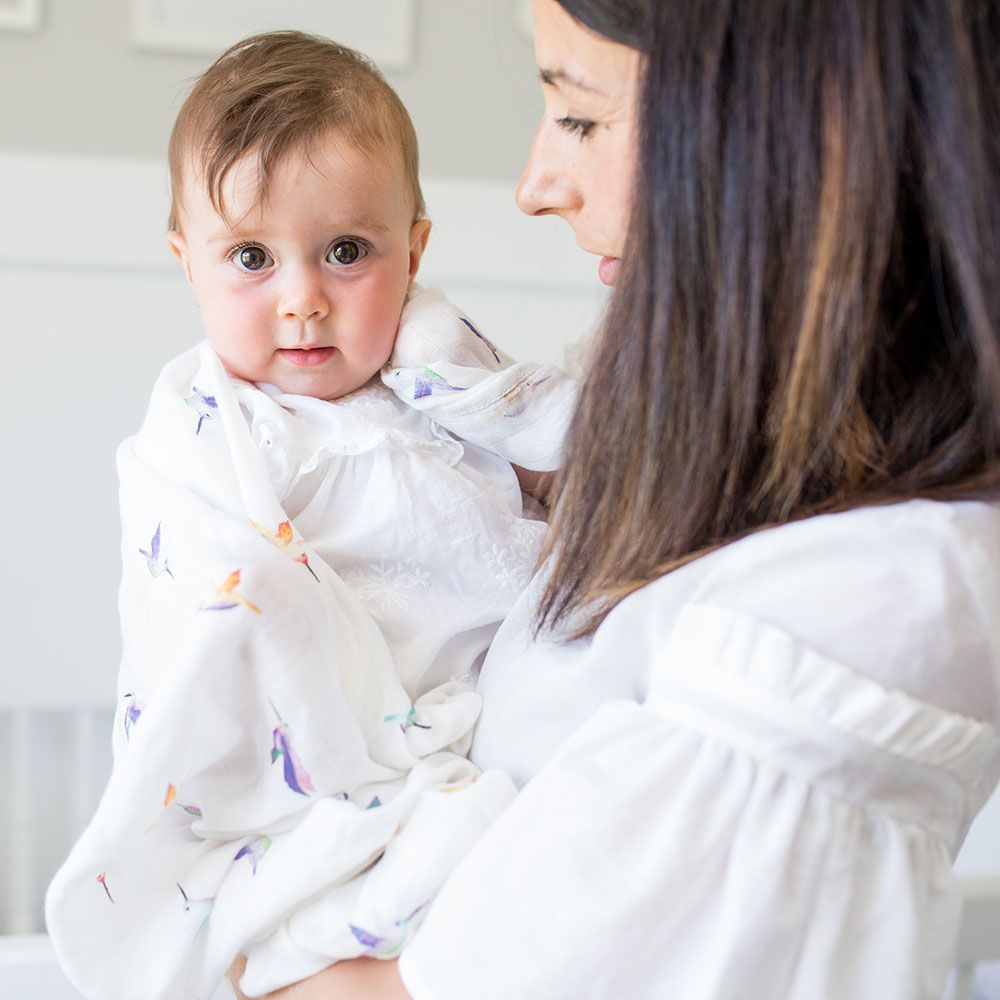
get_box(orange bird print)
[201,569,262,614]
[253,520,319,581]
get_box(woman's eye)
[230,244,273,272]
[328,239,368,266]
[556,115,597,141]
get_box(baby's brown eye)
[232,245,272,271]
[329,240,367,265]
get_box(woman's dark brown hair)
[540,0,1000,638]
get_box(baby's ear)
[407,219,432,282]
[166,231,194,284]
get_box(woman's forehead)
[532,0,642,101]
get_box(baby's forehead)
[179,129,411,229]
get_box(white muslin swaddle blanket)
[46,289,573,999]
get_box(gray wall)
[0,0,541,184]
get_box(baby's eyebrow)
[207,217,393,242]
[340,216,392,234]
[539,67,605,96]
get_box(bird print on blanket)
[269,701,315,796]
[122,693,144,741]
[459,316,502,366]
[200,569,262,614]
[234,835,272,875]
[177,883,214,912]
[96,872,114,904]
[144,783,202,833]
[138,523,173,578]
[252,519,319,581]
[383,705,432,734]
[501,375,552,418]
[411,366,467,400]
[184,386,218,435]
[348,903,429,958]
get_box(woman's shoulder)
[623,498,1000,721]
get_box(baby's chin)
[258,366,383,403]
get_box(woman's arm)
[228,955,411,1000]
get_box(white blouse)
[398,498,1000,1000]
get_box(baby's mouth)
[278,346,336,367]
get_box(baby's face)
[169,132,430,401]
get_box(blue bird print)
[184,386,218,435]
[122,693,144,741]
[348,903,429,958]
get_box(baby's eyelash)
[556,115,596,140]
[225,240,261,261]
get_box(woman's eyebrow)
[539,67,605,96]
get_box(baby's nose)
[277,266,329,321]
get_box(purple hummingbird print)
[122,693,144,741]
[234,835,272,875]
[138,523,173,578]
[412,366,467,401]
[349,924,385,950]
[184,386,218,435]
[349,903,429,958]
[177,883,214,912]
[460,317,502,366]
[269,701,315,796]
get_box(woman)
[235,0,1000,996]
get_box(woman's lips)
[598,256,620,286]
[279,346,335,367]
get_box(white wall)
[0,0,540,185]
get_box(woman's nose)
[277,265,329,322]
[515,121,582,218]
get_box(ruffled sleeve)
[399,600,1000,1000]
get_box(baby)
[46,31,574,1000]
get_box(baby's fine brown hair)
[167,30,425,231]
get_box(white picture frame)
[0,0,42,32]
[514,0,533,40]
[130,0,417,70]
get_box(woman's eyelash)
[556,115,596,140]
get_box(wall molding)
[0,151,598,290]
